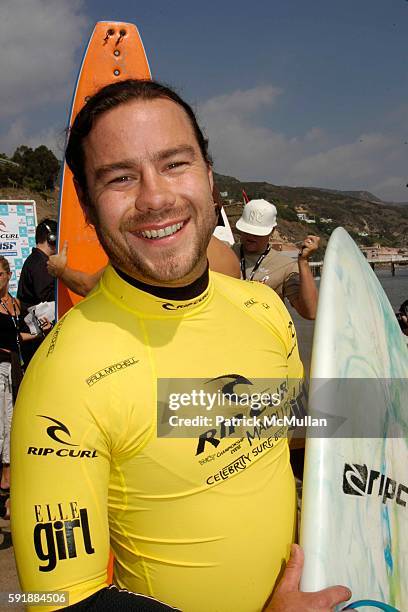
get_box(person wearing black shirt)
[17,218,57,310]
[16,219,57,365]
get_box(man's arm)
[11,326,113,611]
[208,235,240,278]
[47,241,104,296]
[60,267,104,297]
[288,236,319,320]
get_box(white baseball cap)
[236,199,277,236]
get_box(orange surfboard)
[57,22,151,318]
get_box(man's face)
[80,98,216,285]
[239,231,271,254]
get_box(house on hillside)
[294,205,316,223]
[296,212,316,223]
[362,246,400,259]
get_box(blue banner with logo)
[0,200,37,296]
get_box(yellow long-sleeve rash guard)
[11,266,303,612]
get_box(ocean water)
[288,268,408,375]
[377,268,408,310]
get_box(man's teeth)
[141,222,184,239]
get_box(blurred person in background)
[233,199,319,319]
[396,299,408,338]
[17,218,57,310]
[17,219,57,363]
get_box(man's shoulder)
[26,290,114,373]
[21,248,45,269]
[29,247,45,259]
[211,272,298,357]
[54,286,108,327]
[19,251,34,270]
[211,271,287,310]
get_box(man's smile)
[137,220,186,240]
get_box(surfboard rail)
[300,228,408,610]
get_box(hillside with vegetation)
[0,145,59,221]
[215,172,408,253]
[0,146,59,193]
[0,187,57,222]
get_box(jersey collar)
[100,265,213,318]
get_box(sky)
[1,0,408,202]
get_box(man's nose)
[135,168,176,211]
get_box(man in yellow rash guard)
[11,80,351,612]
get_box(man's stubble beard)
[92,199,217,283]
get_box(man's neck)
[113,253,209,291]
[36,243,51,256]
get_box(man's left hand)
[263,544,351,611]
[299,235,320,261]
[47,240,68,278]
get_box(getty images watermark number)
[1,591,69,606]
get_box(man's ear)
[73,178,96,227]
[207,165,214,194]
[209,168,220,222]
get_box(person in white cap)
[233,199,319,319]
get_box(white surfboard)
[300,228,408,612]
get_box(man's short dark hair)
[36,219,57,245]
[65,79,211,198]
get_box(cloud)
[201,85,282,116]
[288,134,394,184]
[199,86,299,180]
[0,0,89,118]
[0,119,64,158]
[304,127,328,144]
[199,86,408,201]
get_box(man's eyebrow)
[94,160,136,182]
[152,145,196,162]
[93,146,196,181]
